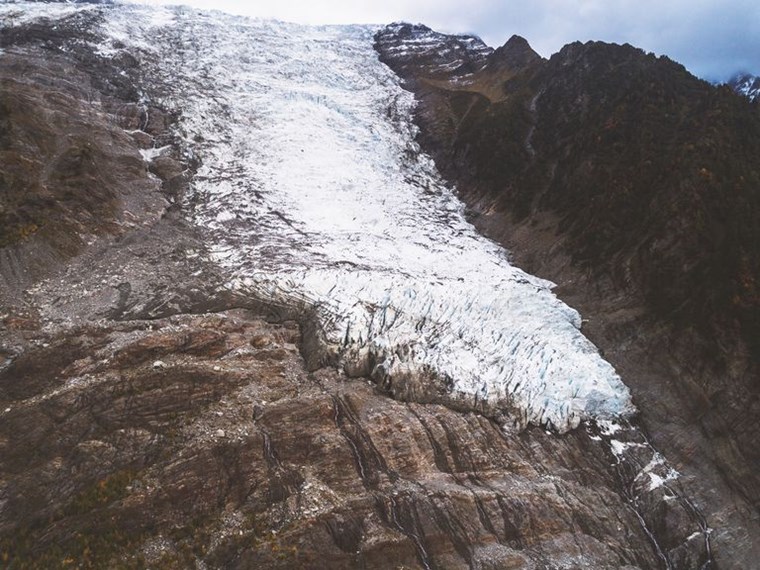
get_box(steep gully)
[0,3,738,568]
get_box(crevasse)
[97,5,633,432]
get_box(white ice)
[0,2,95,25]
[7,3,636,432]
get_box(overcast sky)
[131,0,759,81]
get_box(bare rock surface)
[1,311,710,568]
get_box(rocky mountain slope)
[0,2,752,568]
[376,22,760,570]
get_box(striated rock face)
[376,23,760,569]
[1,311,710,569]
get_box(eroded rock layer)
[1,312,709,568]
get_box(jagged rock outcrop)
[376,24,760,569]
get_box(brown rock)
[0,312,708,568]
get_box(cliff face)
[376,23,760,569]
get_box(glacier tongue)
[99,6,633,432]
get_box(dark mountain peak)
[487,34,542,74]
[504,34,532,49]
[543,39,700,100]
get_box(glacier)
[3,3,635,432]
